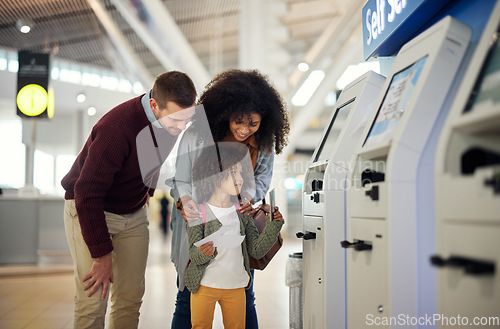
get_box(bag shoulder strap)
[198,203,207,227]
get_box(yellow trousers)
[191,285,246,329]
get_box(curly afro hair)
[194,69,290,154]
[192,143,255,204]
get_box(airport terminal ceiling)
[0,0,349,85]
[0,0,366,153]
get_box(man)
[61,71,196,329]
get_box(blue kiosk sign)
[362,0,453,60]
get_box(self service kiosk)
[344,17,471,328]
[300,71,385,329]
[432,2,500,327]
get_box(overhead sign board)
[362,0,452,60]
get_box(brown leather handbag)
[248,206,283,270]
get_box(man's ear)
[149,98,158,112]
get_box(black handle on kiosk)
[365,186,379,201]
[310,192,320,203]
[296,231,317,240]
[430,255,495,275]
[484,175,500,194]
[340,240,372,251]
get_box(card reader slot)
[461,147,500,175]
[311,179,323,191]
[361,169,385,187]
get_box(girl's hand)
[239,194,253,213]
[199,241,215,257]
[239,202,253,213]
[272,206,284,222]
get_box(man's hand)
[179,196,201,222]
[83,252,113,300]
[199,241,215,257]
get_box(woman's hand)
[248,203,269,216]
[199,241,215,257]
[248,204,283,222]
[246,203,267,217]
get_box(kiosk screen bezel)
[313,97,355,163]
[363,55,428,148]
[463,26,500,113]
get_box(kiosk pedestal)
[433,2,500,327]
[300,71,385,329]
[345,16,471,328]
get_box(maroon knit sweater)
[61,95,178,258]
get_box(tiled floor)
[0,223,302,329]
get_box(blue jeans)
[171,270,258,329]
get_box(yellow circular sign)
[17,84,48,116]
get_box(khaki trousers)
[64,200,149,329]
[191,285,246,329]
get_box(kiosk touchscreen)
[344,16,471,328]
[300,71,385,329]
[364,56,427,148]
[433,2,500,325]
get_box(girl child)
[184,143,284,329]
[169,69,290,328]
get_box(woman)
[169,69,290,329]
